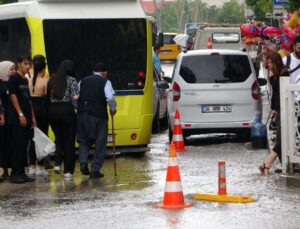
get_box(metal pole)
[111,114,117,176]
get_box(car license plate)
[161,50,171,54]
[201,105,232,113]
[107,134,113,143]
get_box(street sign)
[266,13,273,18]
[273,5,285,18]
[273,0,289,5]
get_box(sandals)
[259,163,270,176]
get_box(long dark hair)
[48,59,75,99]
[267,52,284,78]
[32,54,46,93]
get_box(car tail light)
[173,82,181,101]
[251,81,260,100]
[210,52,220,56]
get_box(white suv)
[167,49,266,142]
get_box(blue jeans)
[77,112,108,173]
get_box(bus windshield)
[43,18,147,90]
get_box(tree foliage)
[246,0,300,21]
[0,0,17,4]
[153,0,245,33]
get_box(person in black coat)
[0,61,16,180]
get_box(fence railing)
[280,77,300,173]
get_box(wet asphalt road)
[1,131,300,229]
[1,63,300,228]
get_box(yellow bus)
[0,0,153,154]
[158,32,181,61]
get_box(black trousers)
[28,96,49,166]
[49,102,76,174]
[10,122,31,175]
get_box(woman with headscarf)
[0,61,16,180]
[47,60,79,179]
[27,54,50,177]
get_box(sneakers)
[35,168,49,176]
[28,167,36,176]
[90,171,104,179]
[80,163,90,176]
[64,172,73,179]
[54,166,61,174]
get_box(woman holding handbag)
[47,60,79,179]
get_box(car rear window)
[179,54,252,84]
[163,35,176,44]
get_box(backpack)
[286,54,300,74]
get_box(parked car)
[167,49,267,142]
[152,67,169,133]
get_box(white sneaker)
[64,173,73,179]
[35,168,49,176]
[54,166,61,174]
[28,167,36,176]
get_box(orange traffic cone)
[157,142,191,209]
[172,109,187,152]
[207,37,212,49]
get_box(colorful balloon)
[295,25,300,35]
[259,26,269,40]
[281,26,296,51]
[240,23,259,38]
[262,27,282,38]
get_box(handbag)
[269,115,277,131]
[33,127,56,160]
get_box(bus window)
[0,18,31,63]
[43,19,147,90]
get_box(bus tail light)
[173,82,181,101]
[251,81,260,100]
[136,71,145,88]
[137,71,145,78]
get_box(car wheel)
[152,107,160,134]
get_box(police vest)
[77,75,108,118]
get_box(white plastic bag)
[33,127,56,161]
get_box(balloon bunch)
[240,9,300,52]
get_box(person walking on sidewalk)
[8,55,36,183]
[47,60,79,179]
[77,63,116,179]
[259,52,289,175]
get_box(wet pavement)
[1,130,300,229]
[1,63,300,228]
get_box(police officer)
[77,63,116,178]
